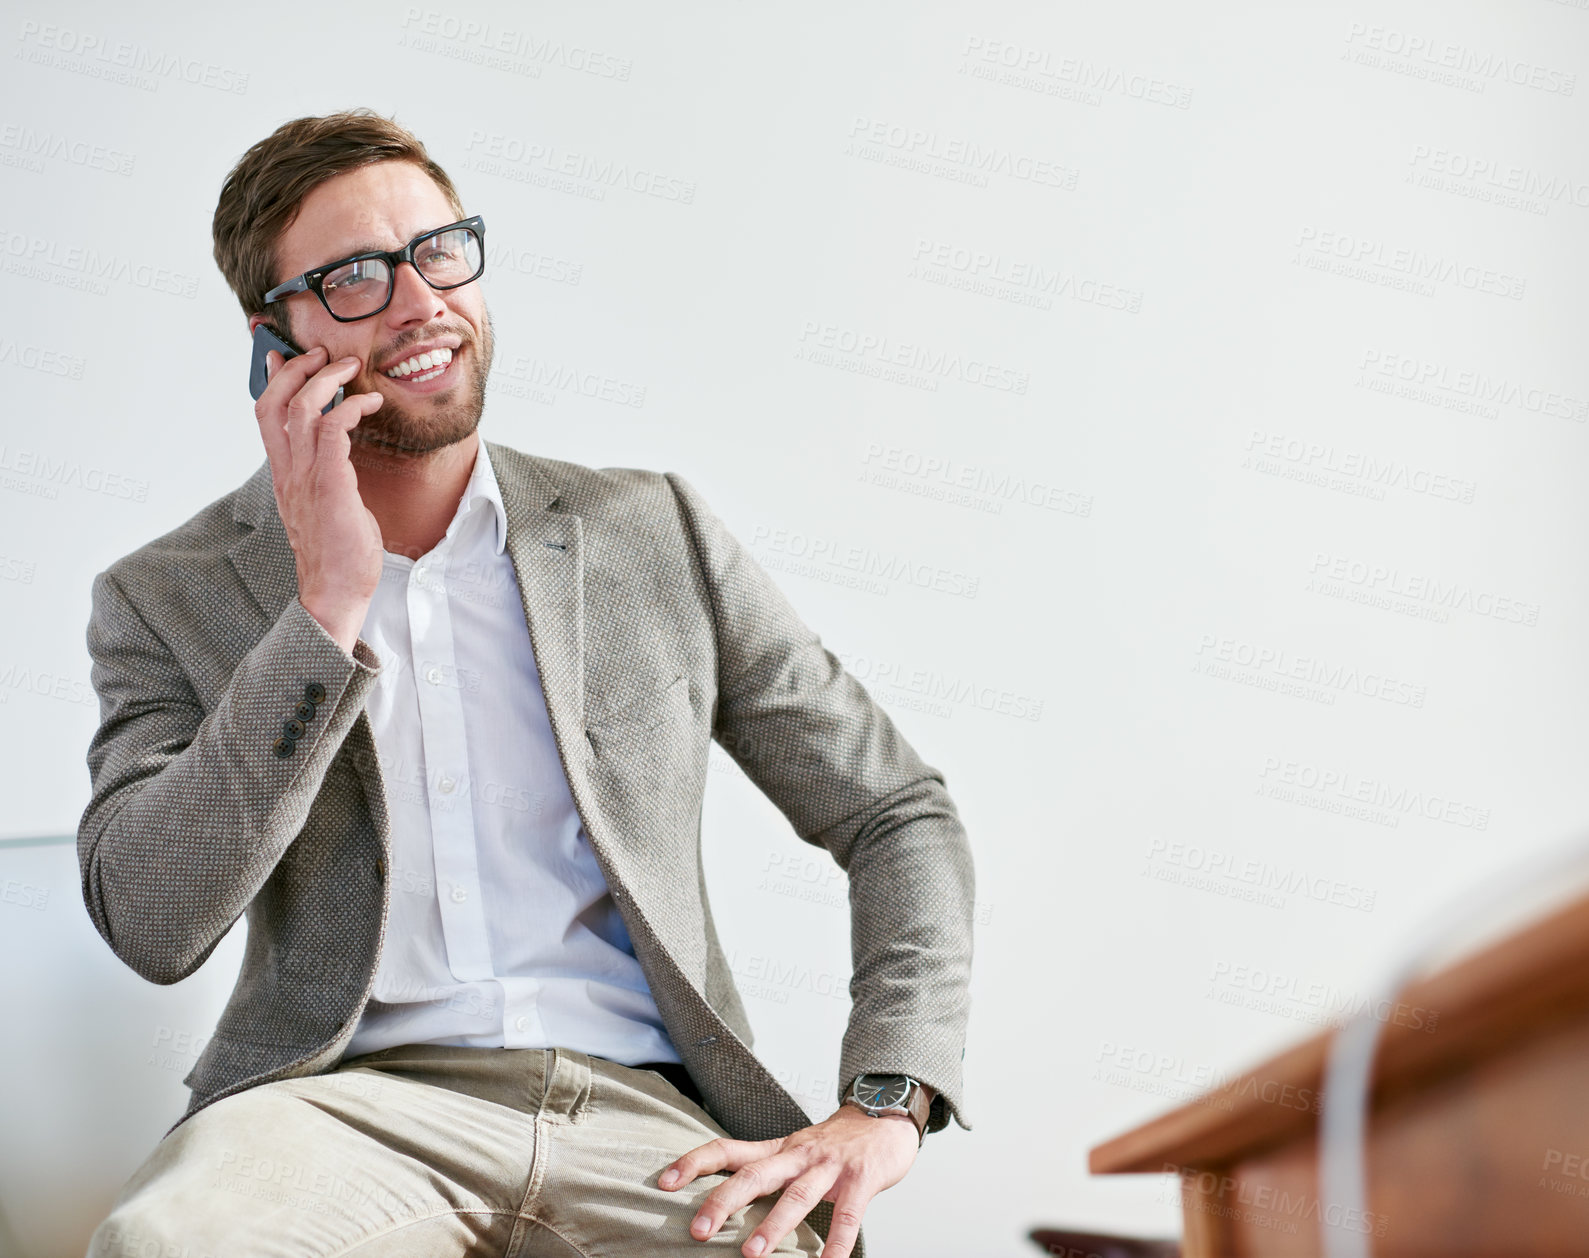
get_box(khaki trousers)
[86,1044,824,1257]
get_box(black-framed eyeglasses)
[263,215,487,322]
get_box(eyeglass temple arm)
[262,274,309,304]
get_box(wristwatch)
[843,1073,932,1145]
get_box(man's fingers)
[255,344,328,479]
[261,343,329,411]
[809,1195,867,1258]
[284,356,364,427]
[660,1137,778,1191]
[690,1152,806,1241]
[740,1170,840,1258]
[282,360,369,481]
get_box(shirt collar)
[441,439,508,556]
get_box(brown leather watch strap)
[901,1080,931,1140]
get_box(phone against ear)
[249,324,345,414]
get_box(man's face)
[255,160,494,457]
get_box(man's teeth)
[385,346,455,379]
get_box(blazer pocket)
[587,675,690,755]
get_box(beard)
[320,304,496,462]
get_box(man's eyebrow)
[321,222,458,263]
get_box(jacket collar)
[225,434,587,740]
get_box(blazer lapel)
[223,441,594,866]
[490,440,587,754]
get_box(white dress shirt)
[342,440,680,1066]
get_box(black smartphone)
[249,324,345,414]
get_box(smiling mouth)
[384,346,456,384]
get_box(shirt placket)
[408,537,494,985]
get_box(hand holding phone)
[250,324,344,413]
[249,325,386,653]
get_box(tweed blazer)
[78,439,974,1237]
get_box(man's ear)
[247,310,303,354]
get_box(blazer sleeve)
[664,471,974,1134]
[77,569,381,985]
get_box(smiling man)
[79,109,973,1258]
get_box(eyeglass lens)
[321,225,483,318]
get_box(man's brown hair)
[212,108,466,337]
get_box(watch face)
[853,1074,911,1110]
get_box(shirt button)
[438,776,455,794]
[425,666,444,685]
[450,886,468,903]
[514,1016,529,1032]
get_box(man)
[79,109,973,1258]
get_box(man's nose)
[385,260,447,326]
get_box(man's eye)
[325,262,383,291]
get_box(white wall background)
[2,1,1587,1255]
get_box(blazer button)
[283,717,307,739]
[374,857,385,880]
[304,682,326,705]
[271,735,297,759]
[295,698,317,721]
